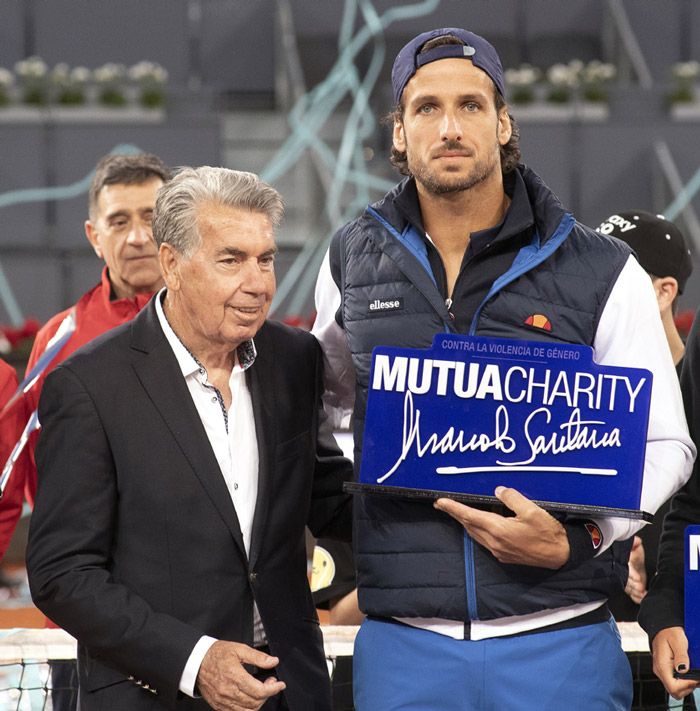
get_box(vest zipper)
[445,297,455,320]
[461,213,575,623]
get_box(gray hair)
[152,166,284,255]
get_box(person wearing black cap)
[597,210,693,370]
[597,210,694,704]
[637,313,700,702]
[312,28,694,709]
[626,216,700,700]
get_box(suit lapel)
[247,324,276,570]
[129,301,247,558]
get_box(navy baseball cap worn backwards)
[391,27,505,105]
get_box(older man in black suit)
[27,167,353,711]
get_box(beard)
[407,140,501,196]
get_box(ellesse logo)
[584,523,603,550]
[524,313,552,332]
[368,297,404,313]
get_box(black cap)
[596,210,693,293]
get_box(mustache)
[433,141,471,156]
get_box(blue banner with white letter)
[685,525,700,671]
[359,334,652,512]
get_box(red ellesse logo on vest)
[524,313,552,332]
[584,523,603,550]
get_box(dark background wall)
[1,0,700,326]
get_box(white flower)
[152,65,168,83]
[94,63,126,84]
[129,61,168,84]
[0,68,14,88]
[547,64,579,88]
[673,61,700,80]
[505,64,540,87]
[582,60,617,84]
[128,61,151,81]
[15,56,48,79]
[70,66,91,84]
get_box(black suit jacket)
[26,298,352,710]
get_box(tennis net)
[0,623,683,711]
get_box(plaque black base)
[344,482,653,522]
[673,669,700,681]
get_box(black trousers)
[50,660,78,711]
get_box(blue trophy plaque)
[346,334,652,520]
[680,525,700,679]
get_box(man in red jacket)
[2,152,170,711]
[0,152,170,559]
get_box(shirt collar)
[392,178,425,233]
[469,170,535,254]
[236,339,257,370]
[154,288,257,378]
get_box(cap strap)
[415,44,475,69]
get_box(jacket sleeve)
[311,241,356,430]
[0,326,54,560]
[19,309,72,511]
[638,305,700,640]
[0,364,26,560]
[26,364,202,704]
[591,256,695,549]
[306,335,354,541]
[0,325,56,560]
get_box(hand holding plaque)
[434,485,570,568]
[655,627,699,699]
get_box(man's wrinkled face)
[161,202,277,351]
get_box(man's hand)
[434,486,569,569]
[651,627,700,700]
[624,535,647,604]
[196,640,286,711]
